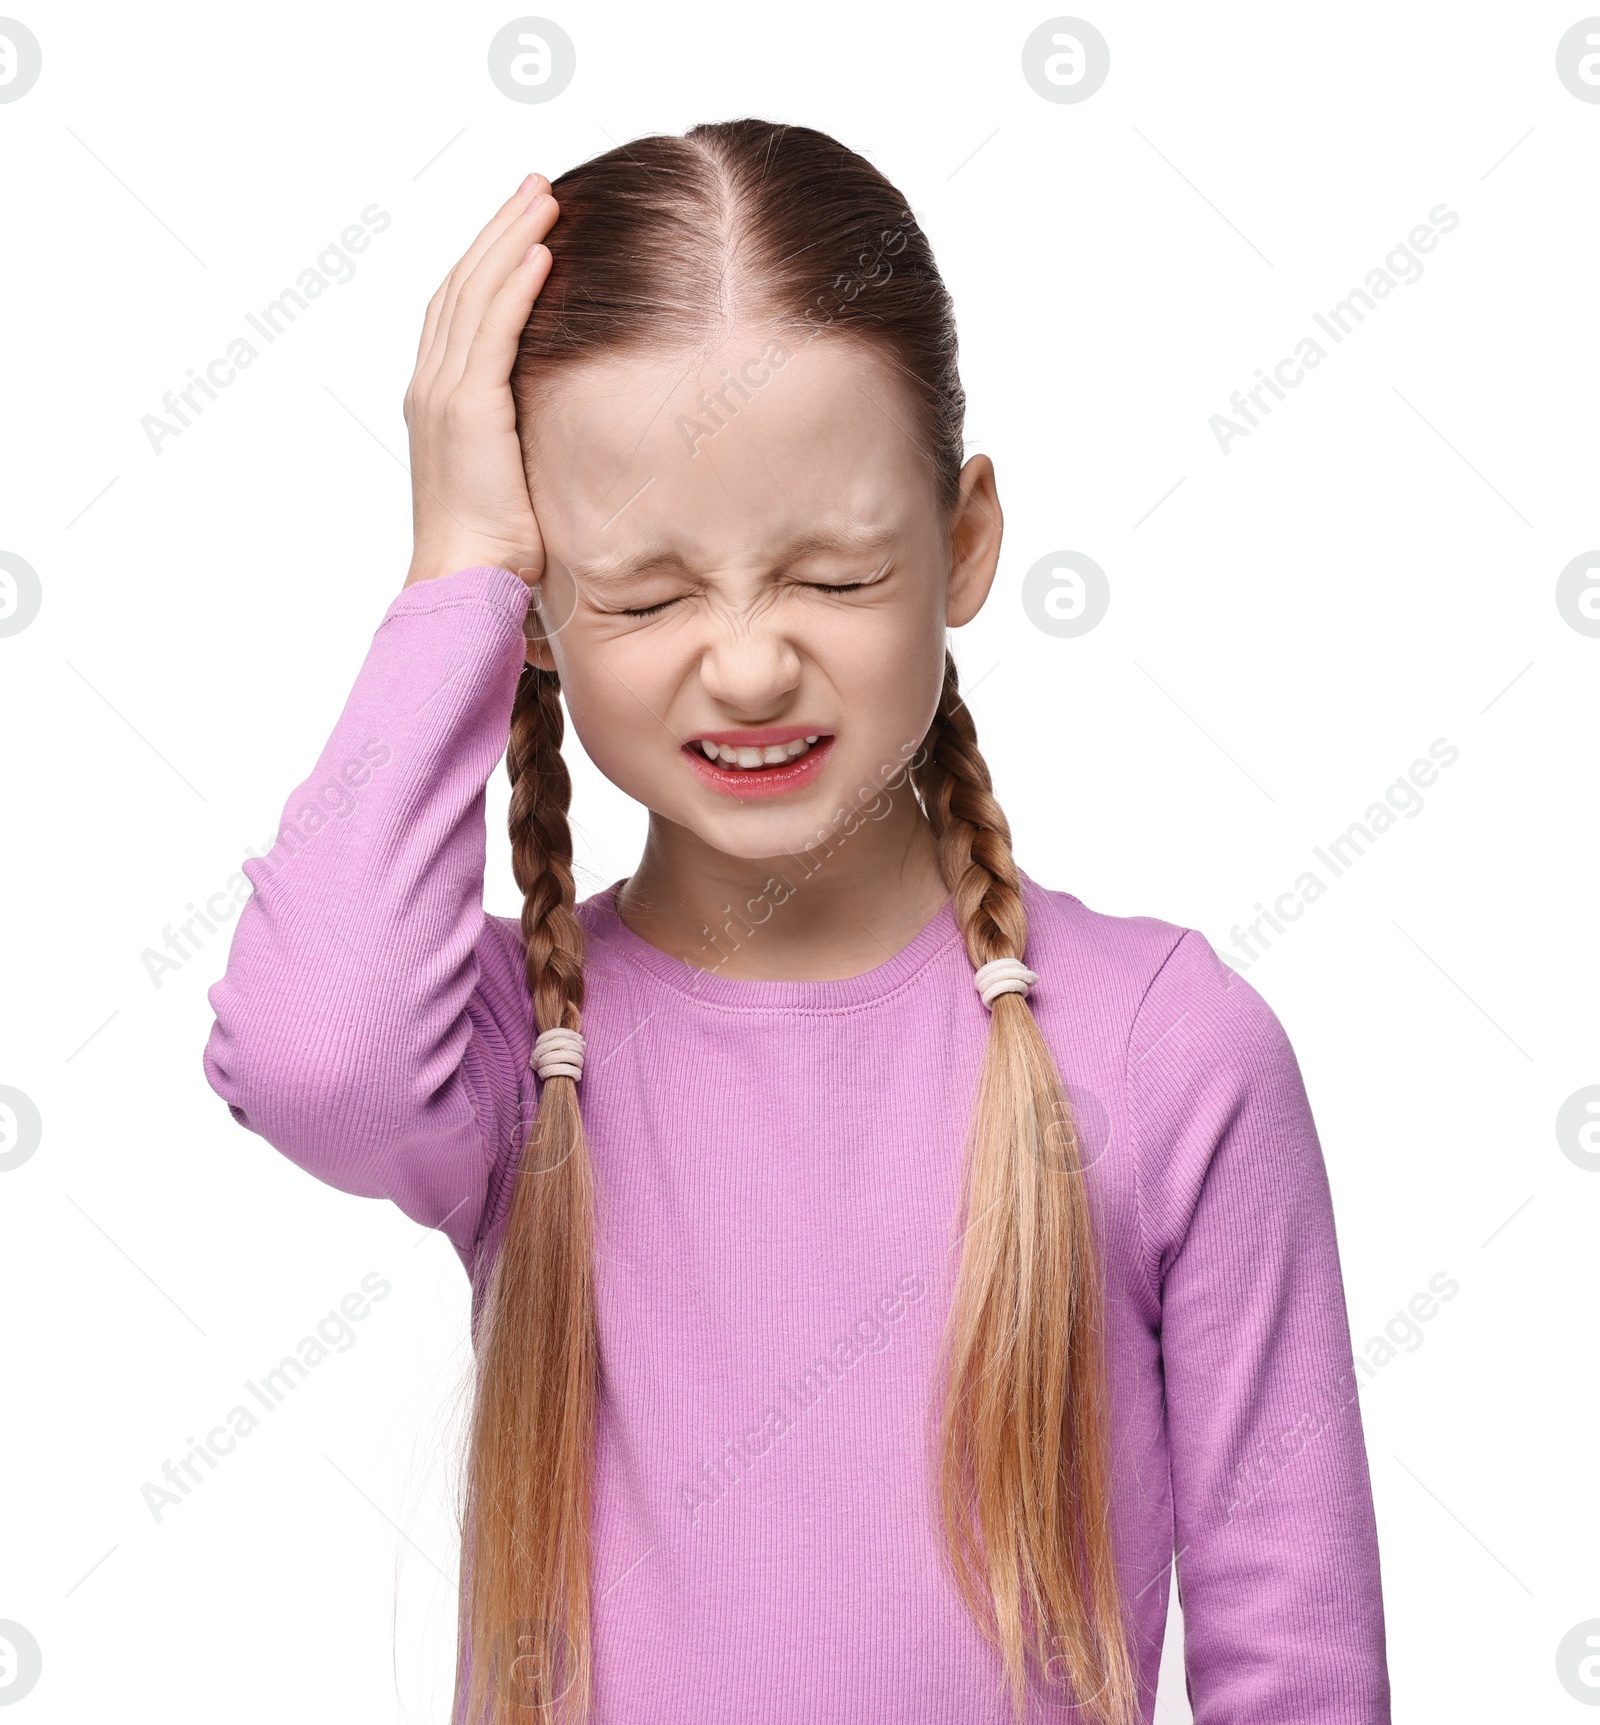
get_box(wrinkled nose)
[695,610,804,717]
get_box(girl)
[203,120,1389,1725]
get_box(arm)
[1127,930,1390,1723]
[203,175,565,1261]
[201,565,536,1257]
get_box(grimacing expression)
[518,329,998,861]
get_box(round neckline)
[582,878,966,1012]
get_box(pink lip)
[682,734,836,800]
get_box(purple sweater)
[202,563,1389,1723]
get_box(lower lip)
[682,736,836,800]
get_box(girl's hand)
[402,174,560,588]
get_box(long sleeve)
[1127,930,1390,1722]
[202,563,537,1261]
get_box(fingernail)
[517,173,536,195]
[522,243,548,266]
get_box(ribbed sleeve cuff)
[378,564,535,631]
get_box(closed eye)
[801,556,891,595]
[617,569,889,617]
[623,580,873,617]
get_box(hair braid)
[507,664,586,1033]
[914,649,1140,1725]
[912,651,1027,967]
[460,661,598,1724]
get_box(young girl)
[202,120,1389,1725]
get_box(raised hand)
[402,174,560,589]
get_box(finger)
[434,196,560,390]
[415,179,538,377]
[457,242,554,399]
[436,196,559,387]
[427,180,552,370]
[416,175,551,379]
[413,275,451,375]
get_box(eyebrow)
[569,527,898,587]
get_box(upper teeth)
[699,735,821,768]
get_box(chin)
[696,817,826,862]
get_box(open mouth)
[681,731,836,798]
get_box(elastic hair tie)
[973,957,1039,1009]
[530,1026,586,1081]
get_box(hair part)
[510,118,965,514]
[461,117,1139,1725]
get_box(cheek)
[554,630,685,792]
[822,603,946,731]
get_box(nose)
[695,606,804,717]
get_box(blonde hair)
[458,117,1141,1725]
[915,653,1137,1724]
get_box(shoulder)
[1022,875,1320,1281]
[1020,873,1293,1074]
[480,884,627,1019]
[1021,874,1189,1007]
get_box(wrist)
[404,546,539,589]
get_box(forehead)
[521,329,936,571]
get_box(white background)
[1,2,1595,1719]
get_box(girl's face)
[519,331,1002,862]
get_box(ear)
[946,453,1003,628]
